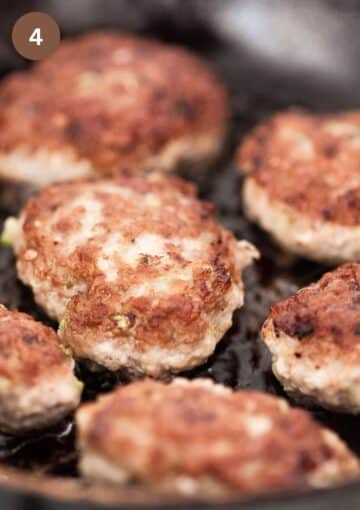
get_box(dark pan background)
[0,1,359,509]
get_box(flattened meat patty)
[4,173,258,377]
[76,378,359,497]
[0,305,81,434]
[262,263,360,413]
[0,32,227,189]
[237,110,360,264]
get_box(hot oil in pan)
[0,61,359,479]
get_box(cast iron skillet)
[0,1,359,508]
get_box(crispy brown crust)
[77,379,356,493]
[0,305,69,385]
[0,32,227,173]
[18,173,246,366]
[63,232,238,356]
[266,263,360,364]
[237,110,360,226]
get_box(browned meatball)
[0,32,227,189]
[0,305,81,434]
[262,263,360,413]
[4,172,258,377]
[237,110,360,263]
[76,378,359,496]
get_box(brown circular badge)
[12,12,60,61]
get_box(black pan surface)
[0,1,359,509]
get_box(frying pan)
[0,1,359,508]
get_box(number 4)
[29,27,43,46]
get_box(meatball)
[262,263,360,413]
[0,32,227,192]
[4,173,258,377]
[76,378,359,497]
[237,110,360,264]
[0,305,81,434]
